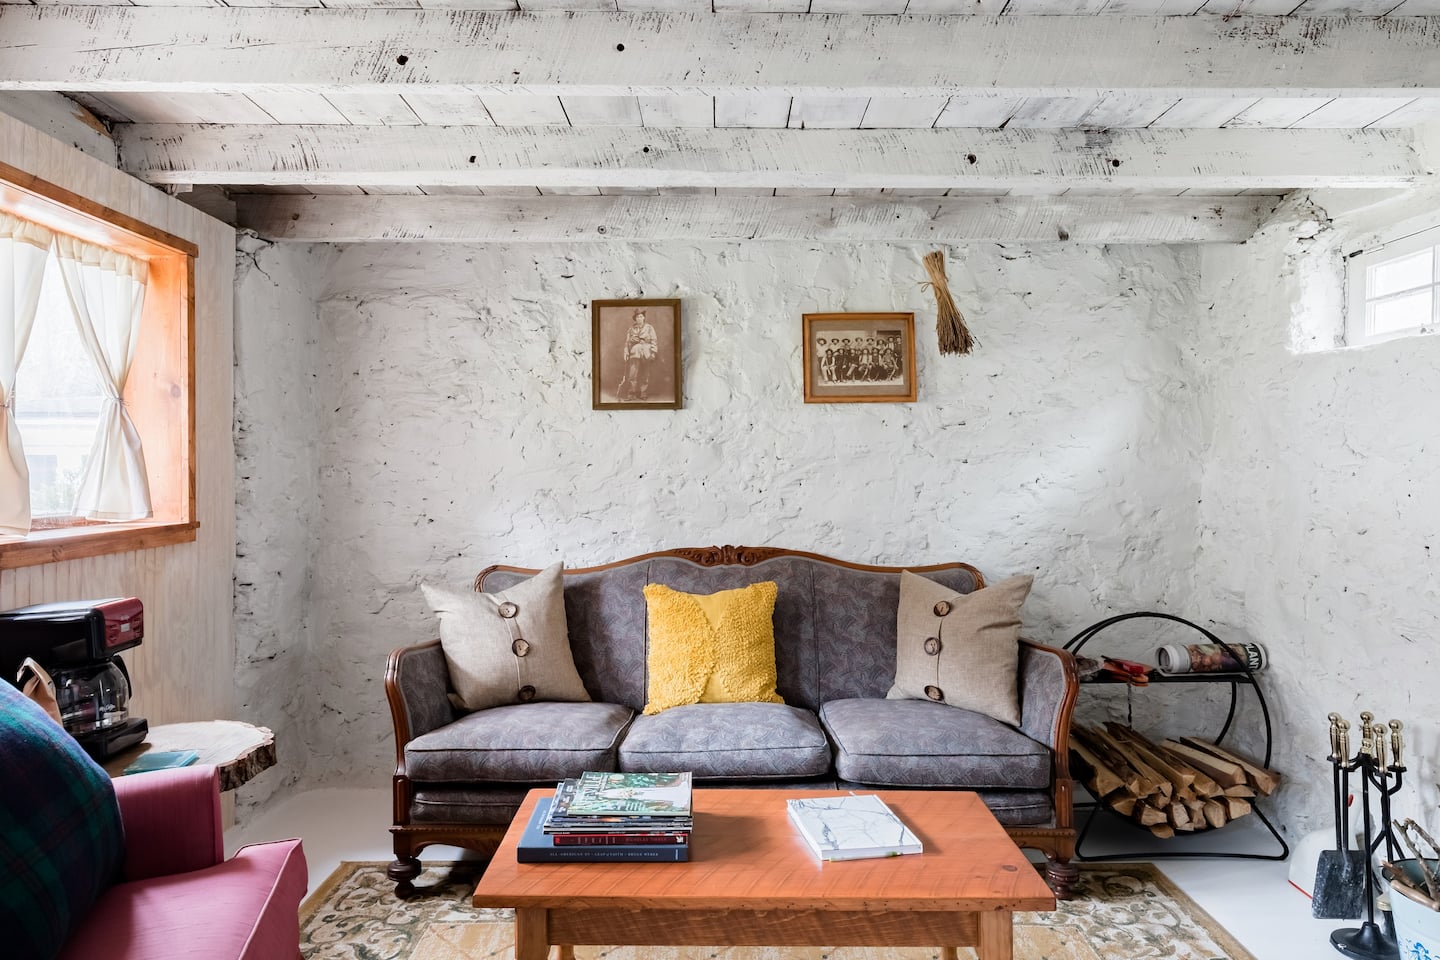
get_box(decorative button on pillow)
[422,562,590,711]
[642,581,784,715]
[886,570,1033,726]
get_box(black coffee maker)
[0,598,149,760]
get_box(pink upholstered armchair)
[57,765,307,960]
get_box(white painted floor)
[228,788,1358,960]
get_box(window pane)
[1368,288,1432,336]
[14,253,105,518]
[1368,248,1434,298]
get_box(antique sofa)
[385,546,1079,896]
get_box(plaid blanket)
[0,681,124,960]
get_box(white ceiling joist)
[118,125,1429,190]
[234,194,1273,244]
[3,10,1440,98]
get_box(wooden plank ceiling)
[2,2,1438,241]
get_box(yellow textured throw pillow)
[642,581,784,715]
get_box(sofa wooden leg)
[1045,856,1080,900]
[388,856,423,898]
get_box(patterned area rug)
[300,861,1254,960]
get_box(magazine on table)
[545,779,692,833]
[122,750,200,774]
[563,771,693,817]
[786,794,922,862]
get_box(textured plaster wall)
[232,235,337,811]
[232,239,1207,791]
[1194,195,1440,838]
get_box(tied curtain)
[0,213,54,536]
[54,234,152,521]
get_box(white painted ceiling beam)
[233,194,1273,243]
[0,92,115,165]
[4,10,1440,98]
[116,124,1431,190]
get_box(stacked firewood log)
[1070,723,1281,838]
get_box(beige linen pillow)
[886,570,1033,726]
[422,562,590,711]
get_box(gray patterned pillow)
[886,570,1032,726]
[422,562,590,711]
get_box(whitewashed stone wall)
[1195,197,1440,838]
[233,239,1207,793]
[232,235,337,811]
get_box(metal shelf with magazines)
[1063,611,1289,863]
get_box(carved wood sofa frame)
[385,545,1080,896]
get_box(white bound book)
[786,794,923,862]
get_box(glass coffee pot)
[52,660,132,735]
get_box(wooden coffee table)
[473,788,1055,960]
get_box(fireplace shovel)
[1313,714,1365,919]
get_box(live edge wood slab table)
[473,788,1055,960]
[102,720,276,791]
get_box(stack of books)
[517,771,694,863]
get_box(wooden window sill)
[0,521,199,570]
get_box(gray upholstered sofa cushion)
[619,702,831,779]
[969,790,1053,825]
[820,698,1051,790]
[405,701,633,783]
[411,784,533,824]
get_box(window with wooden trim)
[1346,224,1440,347]
[0,165,196,569]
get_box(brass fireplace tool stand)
[1331,712,1406,960]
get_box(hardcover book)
[519,798,691,863]
[552,831,688,846]
[563,771,693,817]
[786,794,923,862]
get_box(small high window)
[1347,224,1440,346]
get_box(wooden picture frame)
[802,312,917,403]
[591,299,682,410]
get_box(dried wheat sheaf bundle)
[921,250,975,355]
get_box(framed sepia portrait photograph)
[802,312,917,403]
[592,298,682,410]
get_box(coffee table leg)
[557,946,575,960]
[940,947,959,960]
[514,908,551,960]
[977,911,1013,960]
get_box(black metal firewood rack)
[1063,611,1290,862]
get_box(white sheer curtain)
[1,212,55,536]
[54,234,152,521]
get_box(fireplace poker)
[1314,713,1365,919]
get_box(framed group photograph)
[591,298,682,410]
[802,312,917,403]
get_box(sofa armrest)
[1017,639,1079,752]
[113,765,224,882]
[385,640,456,763]
[231,839,309,960]
[1017,640,1079,830]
